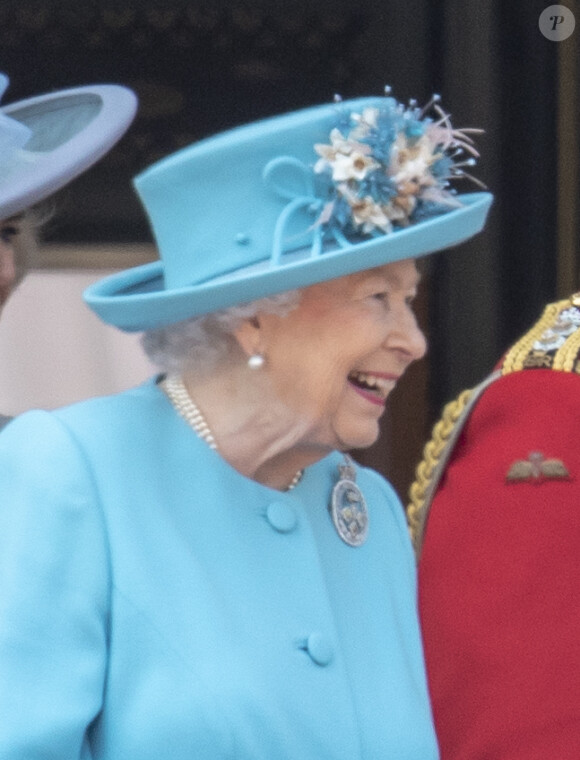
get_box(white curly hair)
[141,289,301,376]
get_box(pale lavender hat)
[0,74,137,220]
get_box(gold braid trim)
[501,300,568,374]
[407,388,474,552]
[502,293,580,375]
[554,324,580,372]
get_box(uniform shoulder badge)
[506,451,570,483]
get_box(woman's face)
[256,258,427,453]
[0,215,23,313]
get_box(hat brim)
[85,191,492,332]
[0,83,137,220]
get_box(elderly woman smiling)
[0,92,492,758]
[141,258,426,492]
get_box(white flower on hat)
[330,150,379,182]
[349,194,393,234]
[390,134,438,187]
[314,128,379,182]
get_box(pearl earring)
[248,353,265,369]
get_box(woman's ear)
[232,316,262,359]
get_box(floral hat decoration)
[0,73,137,220]
[312,90,485,237]
[85,90,493,332]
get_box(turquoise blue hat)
[85,94,493,332]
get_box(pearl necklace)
[162,374,218,450]
[161,374,304,491]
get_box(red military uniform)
[409,293,580,759]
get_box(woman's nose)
[386,308,428,362]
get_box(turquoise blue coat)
[0,380,438,759]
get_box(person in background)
[0,90,492,758]
[0,73,137,429]
[409,292,580,759]
[0,211,37,316]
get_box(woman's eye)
[0,225,20,245]
[371,292,391,308]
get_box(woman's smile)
[347,370,400,406]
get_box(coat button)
[266,501,298,533]
[306,632,334,667]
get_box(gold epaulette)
[501,293,580,374]
[407,291,580,559]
